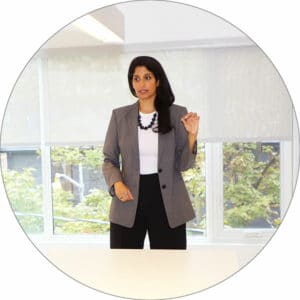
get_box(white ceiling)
[44,0,251,49]
[116,1,246,43]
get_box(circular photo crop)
[0,1,299,299]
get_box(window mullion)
[281,141,293,219]
[41,145,53,237]
[205,142,223,242]
[38,56,53,238]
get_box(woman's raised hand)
[181,112,200,136]
[114,181,134,202]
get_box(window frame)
[1,137,293,246]
[205,140,292,244]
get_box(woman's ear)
[156,80,160,87]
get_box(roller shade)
[0,46,293,148]
[1,58,41,148]
[202,46,292,141]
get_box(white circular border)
[0,1,299,299]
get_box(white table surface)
[42,247,239,299]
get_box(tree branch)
[253,157,276,189]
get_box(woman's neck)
[138,99,156,113]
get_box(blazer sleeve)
[102,110,123,196]
[175,106,198,172]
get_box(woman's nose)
[138,80,146,88]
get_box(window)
[223,142,280,229]
[183,143,206,237]
[51,146,110,235]
[0,141,288,244]
[1,46,295,245]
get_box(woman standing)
[102,56,200,249]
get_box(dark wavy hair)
[128,56,175,134]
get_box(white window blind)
[202,46,292,142]
[1,58,40,147]
[0,45,294,148]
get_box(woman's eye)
[145,76,151,80]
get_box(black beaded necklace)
[137,112,157,130]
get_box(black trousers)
[110,173,186,249]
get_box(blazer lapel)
[126,101,140,171]
[158,124,167,170]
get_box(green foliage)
[4,146,111,234]
[50,145,110,234]
[182,143,206,231]
[2,168,44,233]
[50,146,103,169]
[223,143,280,228]
[53,187,111,234]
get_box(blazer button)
[158,168,162,173]
[162,184,166,189]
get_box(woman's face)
[132,66,159,101]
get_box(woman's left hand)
[181,112,200,136]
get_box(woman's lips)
[139,89,148,94]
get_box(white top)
[138,110,158,174]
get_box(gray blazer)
[102,100,197,228]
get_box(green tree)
[4,146,110,235]
[2,168,43,233]
[223,143,280,228]
[50,146,110,234]
[182,143,206,232]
